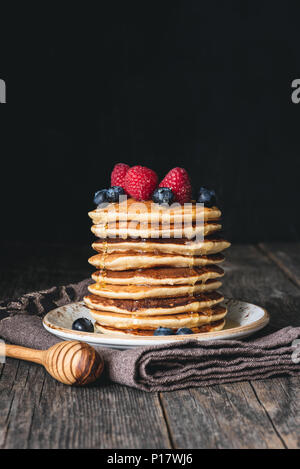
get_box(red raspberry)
[159,167,192,204]
[124,165,158,200]
[111,163,130,189]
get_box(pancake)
[92,266,224,286]
[89,198,222,224]
[91,220,221,239]
[89,252,225,270]
[88,278,222,299]
[84,291,224,315]
[95,319,226,336]
[87,195,229,336]
[92,236,231,256]
[89,305,227,329]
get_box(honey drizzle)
[98,222,108,288]
[189,267,198,297]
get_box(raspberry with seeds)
[159,167,192,204]
[124,165,158,200]
[111,163,130,189]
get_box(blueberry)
[72,318,94,333]
[152,187,175,205]
[94,189,108,205]
[153,327,175,336]
[176,328,194,335]
[107,186,125,203]
[197,187,217,208]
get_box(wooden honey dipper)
[3,340,104,385]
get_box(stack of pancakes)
[84,198,230,336]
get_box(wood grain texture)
[5,341,105,386]
[159,244,300,449]
[251,243,300,449]
[259,242,300,289]
[251,377,300,449]
[1,242,300,448]
[0,359,171,449]
[221,244,300,331]
[5,344,45,364]
[160,383,285,449]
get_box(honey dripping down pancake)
[89,198,222,224]
[91,236,230,257]
[91,220,222,240]
[87,172,230,336]
[92,266,224,286]
[95,319,226,336]
[88,305,227,330]
[88,278,223,299]
[83,291,224,315]
[98,222,108,288]
[89,252,226,271]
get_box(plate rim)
[42,298,270,345]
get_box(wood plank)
[221,244,300,331]
[0,270,87,303]
[160,382,285,449]
[0,359,171,449]
[251,377,300,449]
[259,242,300,289]
[160,244,300,449]
[0,358,38,449]
[250,243,300,448]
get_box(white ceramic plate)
[43,299,269,349]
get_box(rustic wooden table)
[0,242,300,449]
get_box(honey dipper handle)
[4,344,46,365]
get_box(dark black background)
[1,1,300,245]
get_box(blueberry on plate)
[197,187,217,208]
[94,189,108,205]
[152,187,175,205]
[176,328,194,335]
[107,186,125,203]
[72,318,94,333]
[153,327,175,336]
